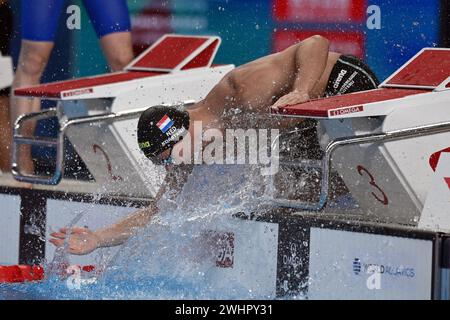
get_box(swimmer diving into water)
[50,35,379,254]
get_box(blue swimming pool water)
[0,274,268,300]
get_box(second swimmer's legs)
[10,40,55,174]
[83,0,134,71]
[99,32,134,71]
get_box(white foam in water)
[102,164,272,299]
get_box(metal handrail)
[11,101,196,185]
[270,120,450,211]
[11,108,60,184]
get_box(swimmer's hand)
[49,227,101,255]
[272,91,310,111]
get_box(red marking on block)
[357,165,389,205]
[181,39,219,70]
[329,105,364,117]
[14,71,163,99]
[62,88,93,98]
[445,177,450,190]
[386,49,450,87]
[130,36,209,70]
[272,88,428,117]
[429,147,450,172]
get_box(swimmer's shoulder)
[328,52,342,66]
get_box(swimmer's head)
[137,105,190,164]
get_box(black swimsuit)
[325,54,380,96]
[290,55,380,156]
[280,55,380,161]
[277,56,380,201]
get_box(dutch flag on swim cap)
[156,115,174,133]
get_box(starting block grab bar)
[270,120,450,211]
[11,101,196,185]
[12,102,450,208]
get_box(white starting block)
[420,151,450,231]
[271,48,450,226]
[0,52,13,90]
[12,34,234,198]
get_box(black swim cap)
[137,105,190,160]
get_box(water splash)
[1,164,280,300]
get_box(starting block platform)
[272,48,450,229]
[12,34,234,198]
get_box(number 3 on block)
[357,165,389,205]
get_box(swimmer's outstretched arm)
[272,35,330,109]
[48,200,159,255]
[49,165,193,255]
[94,203,159,247]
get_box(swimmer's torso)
[227,45,341,112]
[194,44,341,130]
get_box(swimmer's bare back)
[202,36,341,117]
[188,36,340,131]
